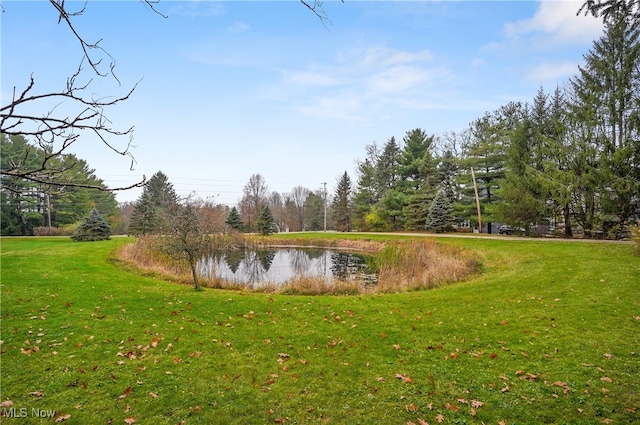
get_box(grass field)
[1,235,638,424]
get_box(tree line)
[2,1,638,239]
[346,2,639,238]
[126,1,639,239]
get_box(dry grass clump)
[116,235,193,284]
[375,240,478,292]
[278,275,365,296]
[259,237,384,253]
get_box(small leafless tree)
[162,198,207,291]
[240,173,269,232]
[288,185,310,231]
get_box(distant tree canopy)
[346,1,639,238]
[1,133,119,236]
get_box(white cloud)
[526,60,580,82]
[283,71,338,87]
[271,46,452,123]
[366,66,434,95]
[227,21,250,34]
[361,46,433,67]
[504,1,603,45]
[169,2,225,18]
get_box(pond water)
[197,247,378,288]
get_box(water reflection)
[198,248,377,288]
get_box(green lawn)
[1,235,638,424]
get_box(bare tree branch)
[300,0,343,28]
[0,1,169,192]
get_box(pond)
[197,247,378,288]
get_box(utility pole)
[471,167,482,233]
[322,182,327,232]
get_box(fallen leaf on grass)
[118,385,132,400]
[395,373,413,384]
[600,376,612,383]
[55,414,71,423]
[124,417,136,424]
[29,391,44,397]
[0,400,13,408]
[149,392,158,398]
[470,400,484,408]
[445,403,459,412]
[435,413,444,423]
[405,403,419,412]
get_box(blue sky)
[2,1,603,205]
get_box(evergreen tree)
[498,115,548,233]
[402,190,431,231]
[352,157,378,230]
[332,171,353,232]
[71,208,111,241]
[425,189,455,233]
[128,191,161,236]
[375,137,401,196]
[128,171,177,235]
[569,3,640,231]
[225,207,245,232]
[304,191,326,231]
[459,103,523,232]
[398,128,437,191]
[146,171,178,209]
[1,134,119,235]
[438,149,459,206]
[256,206,277,236]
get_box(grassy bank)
[1,235,638,424]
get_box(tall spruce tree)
[332,171,353,232]
[128,190,161,236]
[568,1,640,234]
[128,171,178,235]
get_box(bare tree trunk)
[188,253,201,291]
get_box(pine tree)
[332,171,353,232]
[146,171,178,209]
[71,208,111,241]
[568,4,640,231]
[128,171,177,235]
[128,191,161,236]
[425,189,455,233]
[225,207,245,232]
[256,206,277,236]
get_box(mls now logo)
[2,407,56,418]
